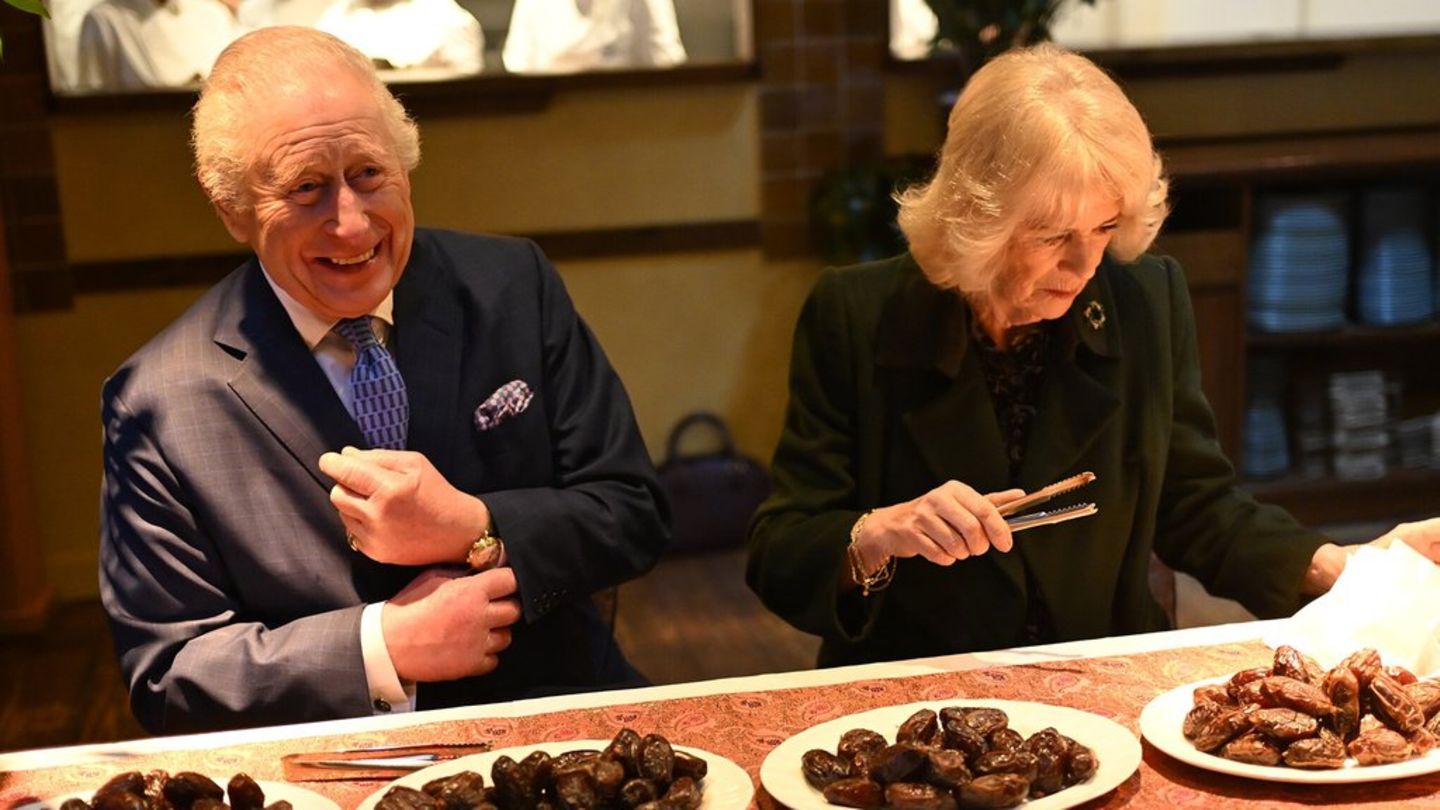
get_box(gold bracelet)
[847,510,894,596]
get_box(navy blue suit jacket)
[100,229,669,733]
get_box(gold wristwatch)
[466,527,504,571]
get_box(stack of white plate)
[1330,369,1389,481]
[1357,187,1434,326]
[1248,193,1349,333]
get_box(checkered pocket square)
[474,379,534,433]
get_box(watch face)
[468,535,503,571]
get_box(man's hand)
[320,446,487,566]
[382,567,523,683]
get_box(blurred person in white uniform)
[890,0,937,60]
[315,0,484,75]
[502,0,685,74]
[75,0,250,91]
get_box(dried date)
[1183,701,1249,752]
[896,709,941,747]
[1219,732,1282,766]
[802,749,853,790]
[867,744,928,784]
[921,748,971,790]
[1340,648,1382,689]
[1406,680,1440,719]
[1369,673,1425,734]
[972,750,1038,783]
[985,728,1024,753]
[883,782,956,810]
[636,735,674,785]
[961,708,1009,737]
[1323,665,1361,740]
[821,777,885,809]
[377,786,443,810]
[1348,727,1414,766]
[1258,676,1335,716]
[1062,743,1097,786]
[1252,708,1319,742]
[228,773,267,810]
[163,772,225,810]
[956,773,1029,808]
[940,717,987,761]
[1282,730,1346,770]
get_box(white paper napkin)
[1263,540,1440,678]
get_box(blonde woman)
[747,44,1440,667]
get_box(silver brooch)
[1083,300,1106,331]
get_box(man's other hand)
[320,446,488,566]
[381,567,522,683]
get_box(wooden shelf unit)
[1159,126,1440,525]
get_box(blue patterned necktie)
[334,316,409,450]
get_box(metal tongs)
[996,471,1098,532]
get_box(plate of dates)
[18,770,338,810]
[356,730,752,810]
[759,698,1141,809]
[1140,645,1440,784]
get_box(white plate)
[759,699,1141,810]
[18,778,337,810]
[1139,676,1440,784]
[356,740,752,810]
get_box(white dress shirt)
[502,0,686,74]
[263,271,416,715]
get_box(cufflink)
[373,698,392,713]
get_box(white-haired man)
[99,26,668,733]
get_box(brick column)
[0,6,60,632]
[755,0,887,258]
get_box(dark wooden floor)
[0,549,819,755]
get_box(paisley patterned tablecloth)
[3,640,1438,809]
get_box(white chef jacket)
[75,0,248,92]
[502,0,686,74]
[315,0,484,74]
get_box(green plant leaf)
[3,0,50,18]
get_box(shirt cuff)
[360,602,416,714]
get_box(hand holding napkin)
[1265,539,1440,678]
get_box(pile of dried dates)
[800,705,1098,809]
[51,771,285,810]
[1183,645,1440,768]
[375,729,708,810]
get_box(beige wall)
[884,46,1440,157]
[23,82,818,599]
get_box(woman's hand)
[851,481,1026,573]
[1301,518,1440,595]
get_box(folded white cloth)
[1264,540,1440,678]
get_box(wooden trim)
[887,33,1440,81]
[1161,125,1440,184]
[1245,467,1440,526]
[47,62,759,119]
[0,205,54,637]
[12,219,762,310]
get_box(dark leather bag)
[657,412,771,555]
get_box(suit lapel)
[216,261,364,492]
[392,237,464,475]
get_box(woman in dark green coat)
[746,43,1440,668]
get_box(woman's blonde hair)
[192,27,421,213]
[896,43,1168,291]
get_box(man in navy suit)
[99,26,669,733]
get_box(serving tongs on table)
[282,742,492,781]
[996,471,1098,532]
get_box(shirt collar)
[260,263,395,350]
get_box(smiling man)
[99,27,668,733]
